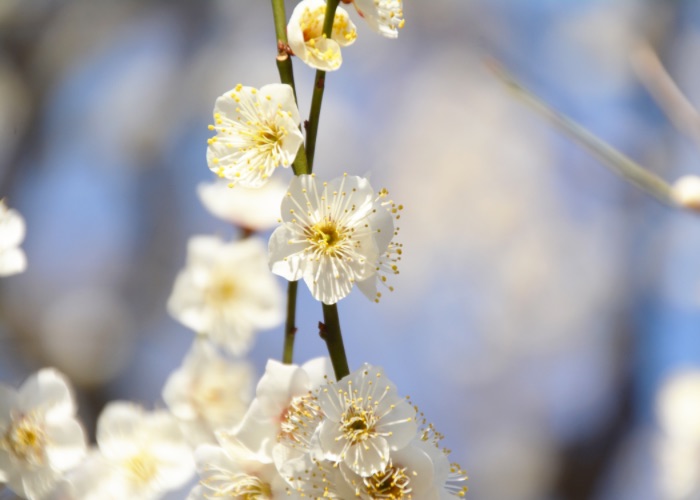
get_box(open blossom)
[197,177,287,232]
[206,83,303,188]
[0,369,86,499]
[87,402,194,499]
[162,339,255,445]
[189,433,292,500]
[288,0,357,71]
[269,174,401,305]
[0,200,27,277]
[348,0,404,38]
[316,364,417,477]
[229,357,332,463]
[167,236,284,355]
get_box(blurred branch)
[632,42,700,151]
[486,58,676,208]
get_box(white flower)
[0,369,86,499]
[336,441,437,500]
[189,434,291,500]
[349,0,404,38]
[162,339,255,445]
[197,177,287,232]
[206,83,303,188]
[269,174,401,305]
[0,200,26,276]
[167,236,284,355]
[229,357,332,463]
[91,402,194,499]
[672,175,700,212]
[288,0,357,71]
[316,364,417,477]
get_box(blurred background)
[1,0,700,498]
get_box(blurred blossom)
[197,177,287,232]
[162,339,255,446]
[0,368,87,499]
[656,370,700,443]
[39,288,134,386]
[74,402,194,499]
[0,199,26,277]
[167,236,284,355]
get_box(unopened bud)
[672,175,700,212]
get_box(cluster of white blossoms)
[0,2,470,498]
[190,360,468,498]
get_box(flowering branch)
[487,59,675,207]
[320,303,350,379]
[305,0,341,171]
[282,281,298,363]
[271,0,309,365]
[270,0,309,176]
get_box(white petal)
[96,402,143,458]
[268,225,306,281]
[0,248,26,276]
[44,418,87,471]
[19,369,75,421]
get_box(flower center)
[340,405,377,445]
[207,277,237,307]
[125,451,158,485]
[308,220,346,257]
[363,464,413,499]
[204,472,273,499]
[278,394,322,450]
[3,413,46,466]
[254,123,283,150]
[300,6,325,41]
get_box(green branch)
[321,303,350,380]
[305,0,340,172]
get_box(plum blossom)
[228,357,332,463]
[0,369,86,499]
[316,364,417,477]
[84,402,194,499]
[162,339,255,445]
[269,174,402,305]
[288,0,357,71]
[206,83,303,188]
[0,200,26,277]
[347,0,404,38]
[167,236,284,355]
[189,432,292,500]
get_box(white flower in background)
[230,357,331,463]
[348,0,404,38]
[197,177,287,232]
[0,200,26,276]
[91,402,194,499]
[162,339,255,445]
[316,364,417,477]
[672,175,700,212]
[288,0,357,71]
[206,83,303,188]
[0,369,86,499]
[269,174,401,305]
[168,236,284,355]
[189,433,291,499]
